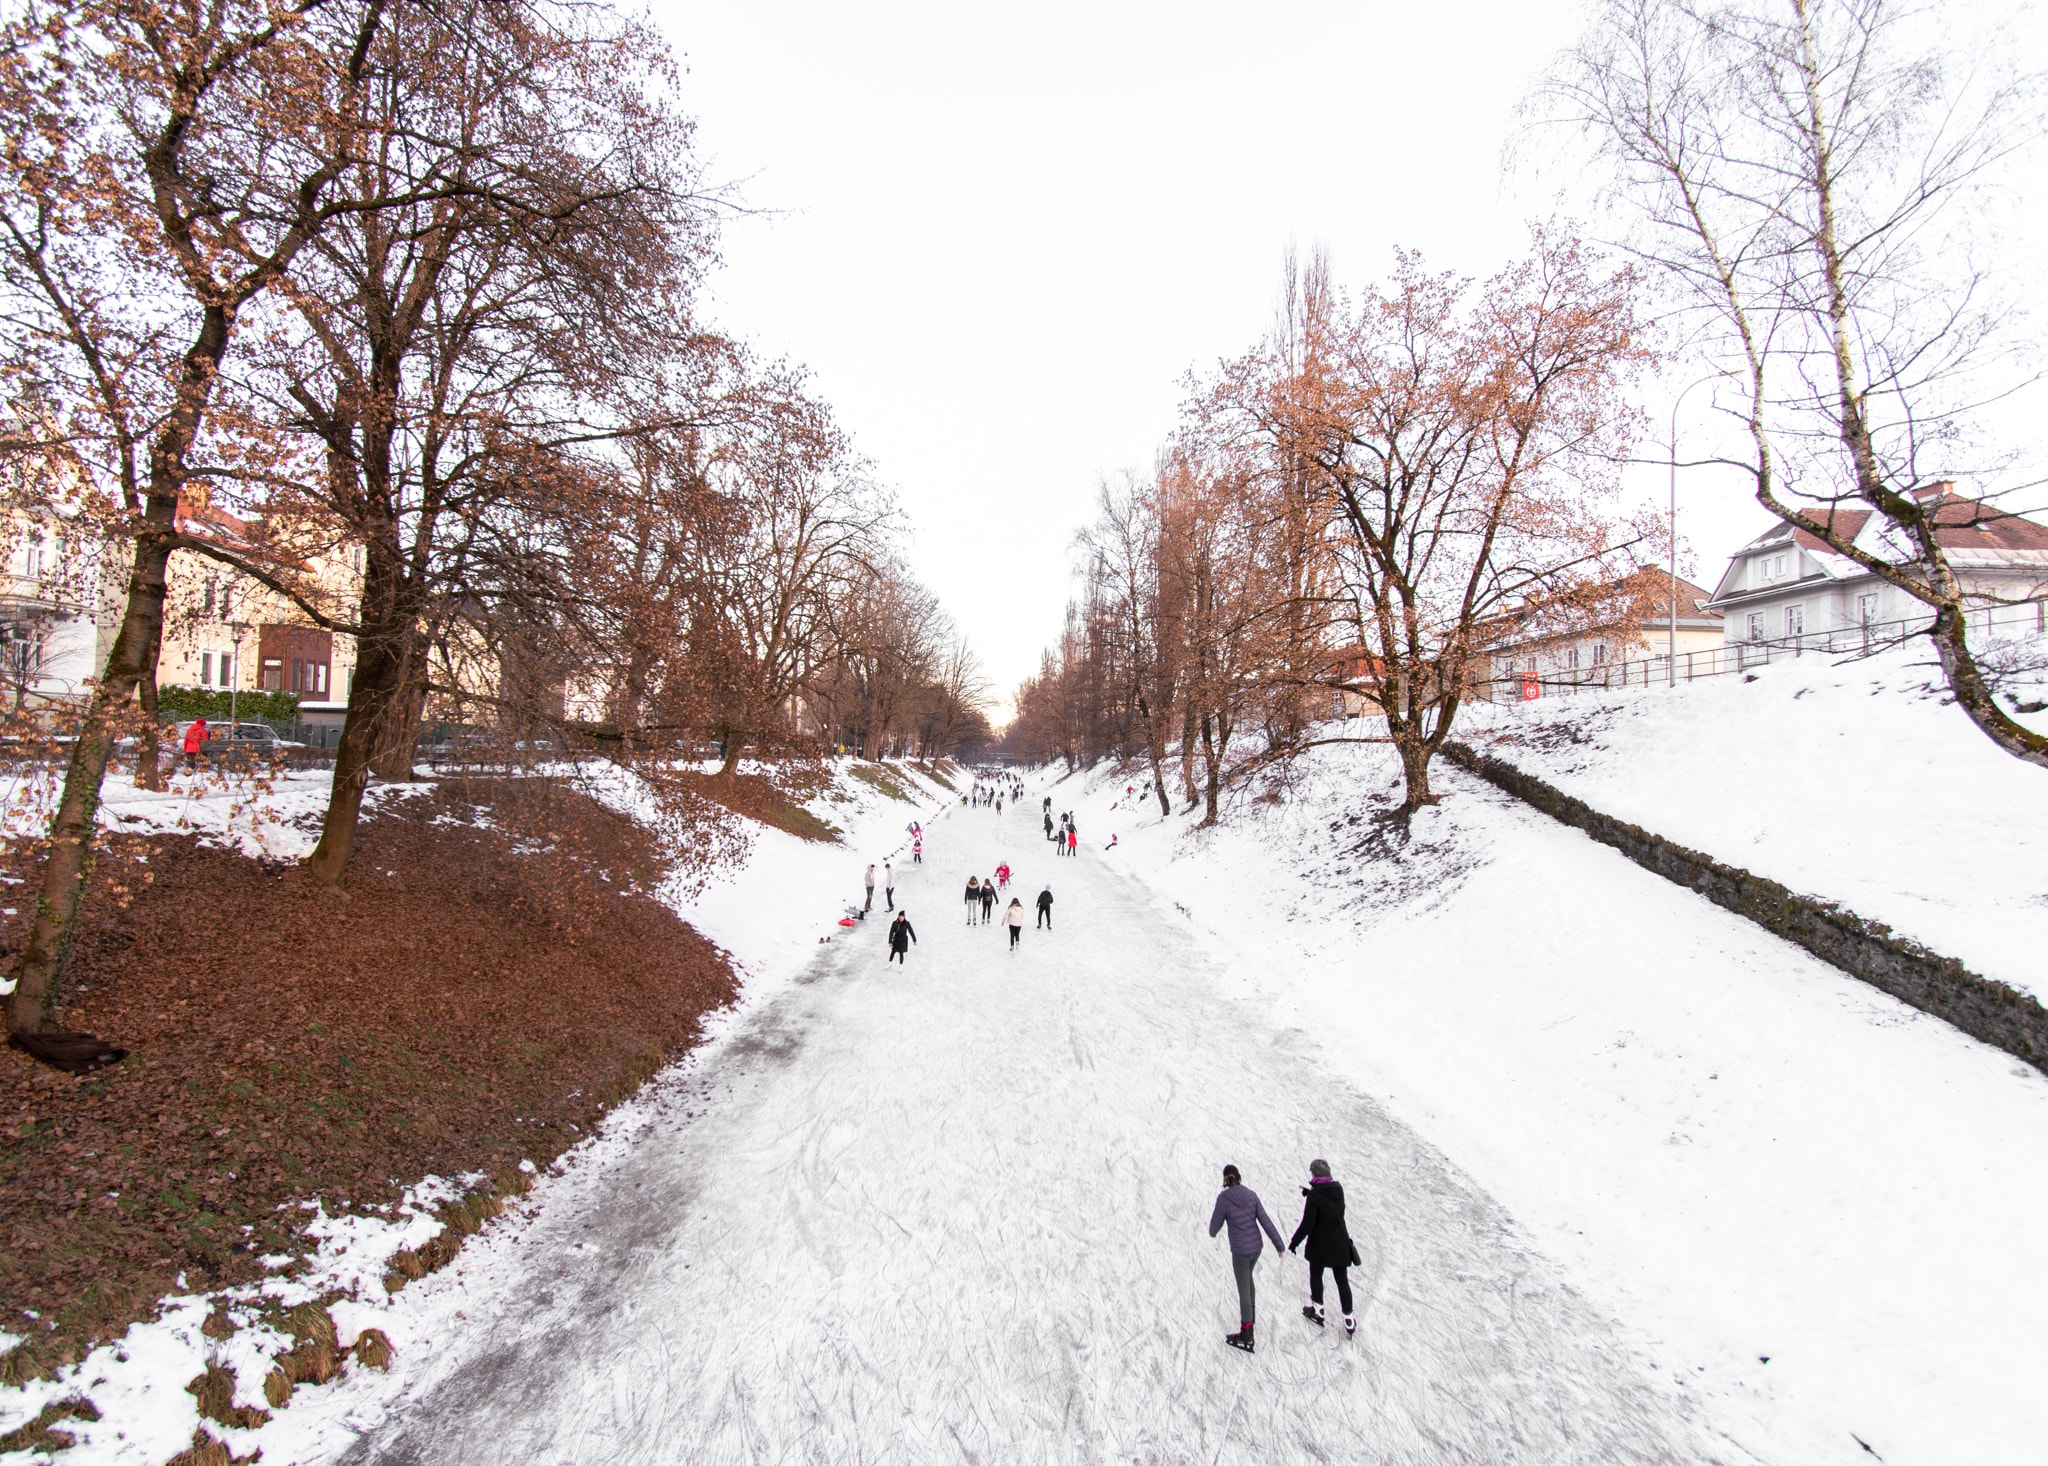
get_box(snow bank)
[1064,740,2048,1465]
[1459,643,2048,996]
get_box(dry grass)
[0,783,737,1364]
[679,770,840,842]
[0,1396,98,1453]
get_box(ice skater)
[964,875,982,924]
[1035,884,1053,929]
[1005,896,1024,948]
[863,863,876,913]
[887,910,916,964]
[884,861,896,911]
[979,879,996,925]
[1287,1158,1360,1337]
[912,836,922,864]
[1209,1164,1285,1353]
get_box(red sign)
[1520,674,1541,701]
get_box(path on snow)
[337,798,1761,1465]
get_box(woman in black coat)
[1287,1157,1359,1335]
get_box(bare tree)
[1541,0,2048,766]
[1209,239,1650,810]
[0,0,392,1036]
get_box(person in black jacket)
[886,911,916,963]
[1035,884,1053,929]
[1287,1158,1358,1335]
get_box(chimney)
[1911,480,1954,503]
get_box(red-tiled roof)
[1778,493,2048,556]
[1788,506,1871,556]
[1926,492,2048,552]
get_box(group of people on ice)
[1209,1159,1359,1353]
[962,871,1052,948]
[1045,805,1082,857]
[966,776,1023,813]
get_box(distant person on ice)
[1210,1164,1285,1353]
[979,879,996,924]
[912,835,922,864]
[884,862,896,911]
[1288,1158,1360,1337]
[1005,897,1024,948]
[1067,826,1078,857]
[1036,884,1053,929]
[964,875,982,924]
[886,910,916,964]
[863,863,876,913]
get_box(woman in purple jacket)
[1208,1164,1285,1353]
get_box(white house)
[1706,483,2048,649]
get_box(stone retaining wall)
[1443,740,2048,1076]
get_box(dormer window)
[1756,552,1791,583]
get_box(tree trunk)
[8,528,174,1033]
[306,543,412,886]
[132,630,163,791]
[1198,714,1221,827]
[1928,607,2048,768]
[1392,728,1437,811]
[364,624,427,781]
[1135,691,1172,816]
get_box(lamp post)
[228,620,249,731]
[1666,373,1726,687]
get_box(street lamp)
[228,620,249,731]
[1666,372,1728,687]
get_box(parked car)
[199,721,304,766]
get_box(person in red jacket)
[181,717,208,772]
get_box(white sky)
[650,0,2044,720]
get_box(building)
[148,498,363,744]
[1705,483,2048,650]
[0,507,111,714]
[1481,568,1724,698]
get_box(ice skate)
[1302,1304,1325,1327]
[1343,1315,1356,1337]
[1224,1326,1255,1353]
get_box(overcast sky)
[650,0,2043,719]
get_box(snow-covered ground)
[0,756,956,1463]
[242,793,1755,1466]
[1061,726,2048,1465]
[1457,642,2048,996]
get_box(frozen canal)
[336,802,1758,1464]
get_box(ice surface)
[311,797,1748,1466]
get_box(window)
[315,662,327,695]
[262,658,282,691]
[1523,656,1536,672]
[1566,647,1581,670]
[21,539,43,577]
[1593,642,1608,665]
[2038,601,2046,633]
[1858,593,1879,627]
[202,581,215,616]
[1747,612,1766,642]
[201,652,212,685]
[1784,604,1804,637]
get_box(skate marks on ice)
[338,817,1762,1466]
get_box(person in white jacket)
[863,863,876,913]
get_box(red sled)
[838,917,859,927]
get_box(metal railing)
[1478,611,2043,702]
